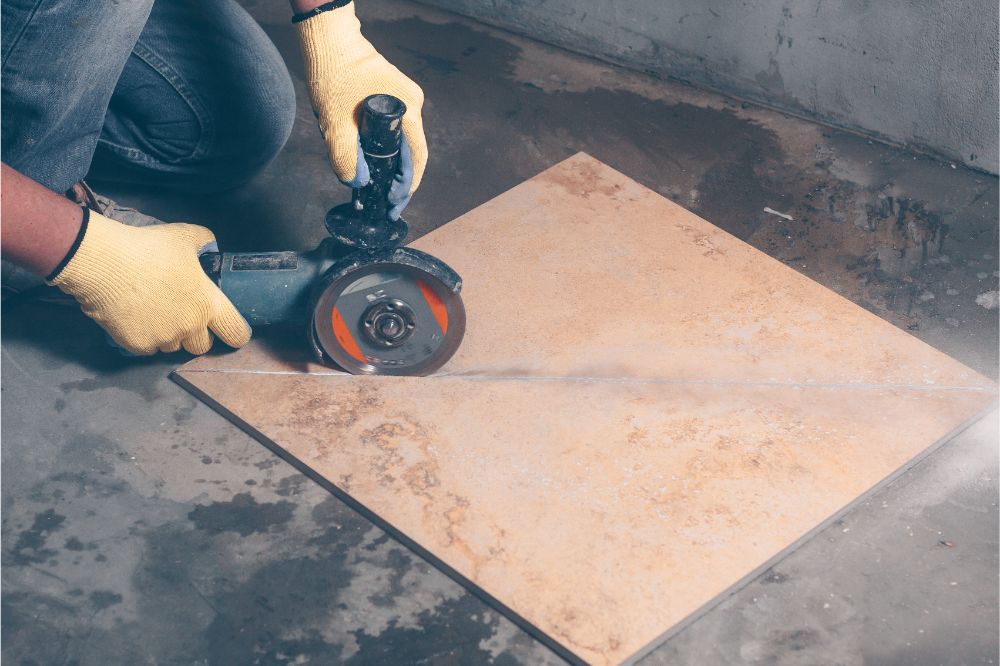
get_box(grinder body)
[201,95,465,376]
[202,244,329,327]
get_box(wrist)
[46,208,121,293]
[45,206,90,282]
[0,164,87,278]
[295,0,364,72]
[291,0,351,23]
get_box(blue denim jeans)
[2,0,296,195]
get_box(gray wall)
[421,0,1000,173]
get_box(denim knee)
[215,63,296,188]
[1,0,156,192]
[91,0,298,194]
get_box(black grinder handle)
[354,94,405,224]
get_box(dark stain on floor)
[88,590,123,611]
[345,596,521,666]
[9,509,66,565]
[187,492,296,536]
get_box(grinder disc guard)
[309,248,465,376]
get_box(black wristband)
[292,0,352,23]
[45,205,90,282]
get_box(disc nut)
[362,299,416,348]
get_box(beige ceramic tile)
[176,154,996,665]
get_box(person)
[0,0,427,356]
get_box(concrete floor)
[2,0,997,663]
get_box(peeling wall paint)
[418,0,1000,174]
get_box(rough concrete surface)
[2,1,998,664]
[420,0,1000,174]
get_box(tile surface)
[176,154,995,665]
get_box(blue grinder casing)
[204,243,330,327]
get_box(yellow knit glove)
[297,2,427,195]
[47,210,251,356]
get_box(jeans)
[2,0,296,195]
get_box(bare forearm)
[1,163,83,277]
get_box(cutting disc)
[310,260,465,376]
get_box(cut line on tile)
[178,366,995,393]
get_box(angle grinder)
[199,94,465,376]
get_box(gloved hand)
[296,0,426,220]
[47,208,251,356]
